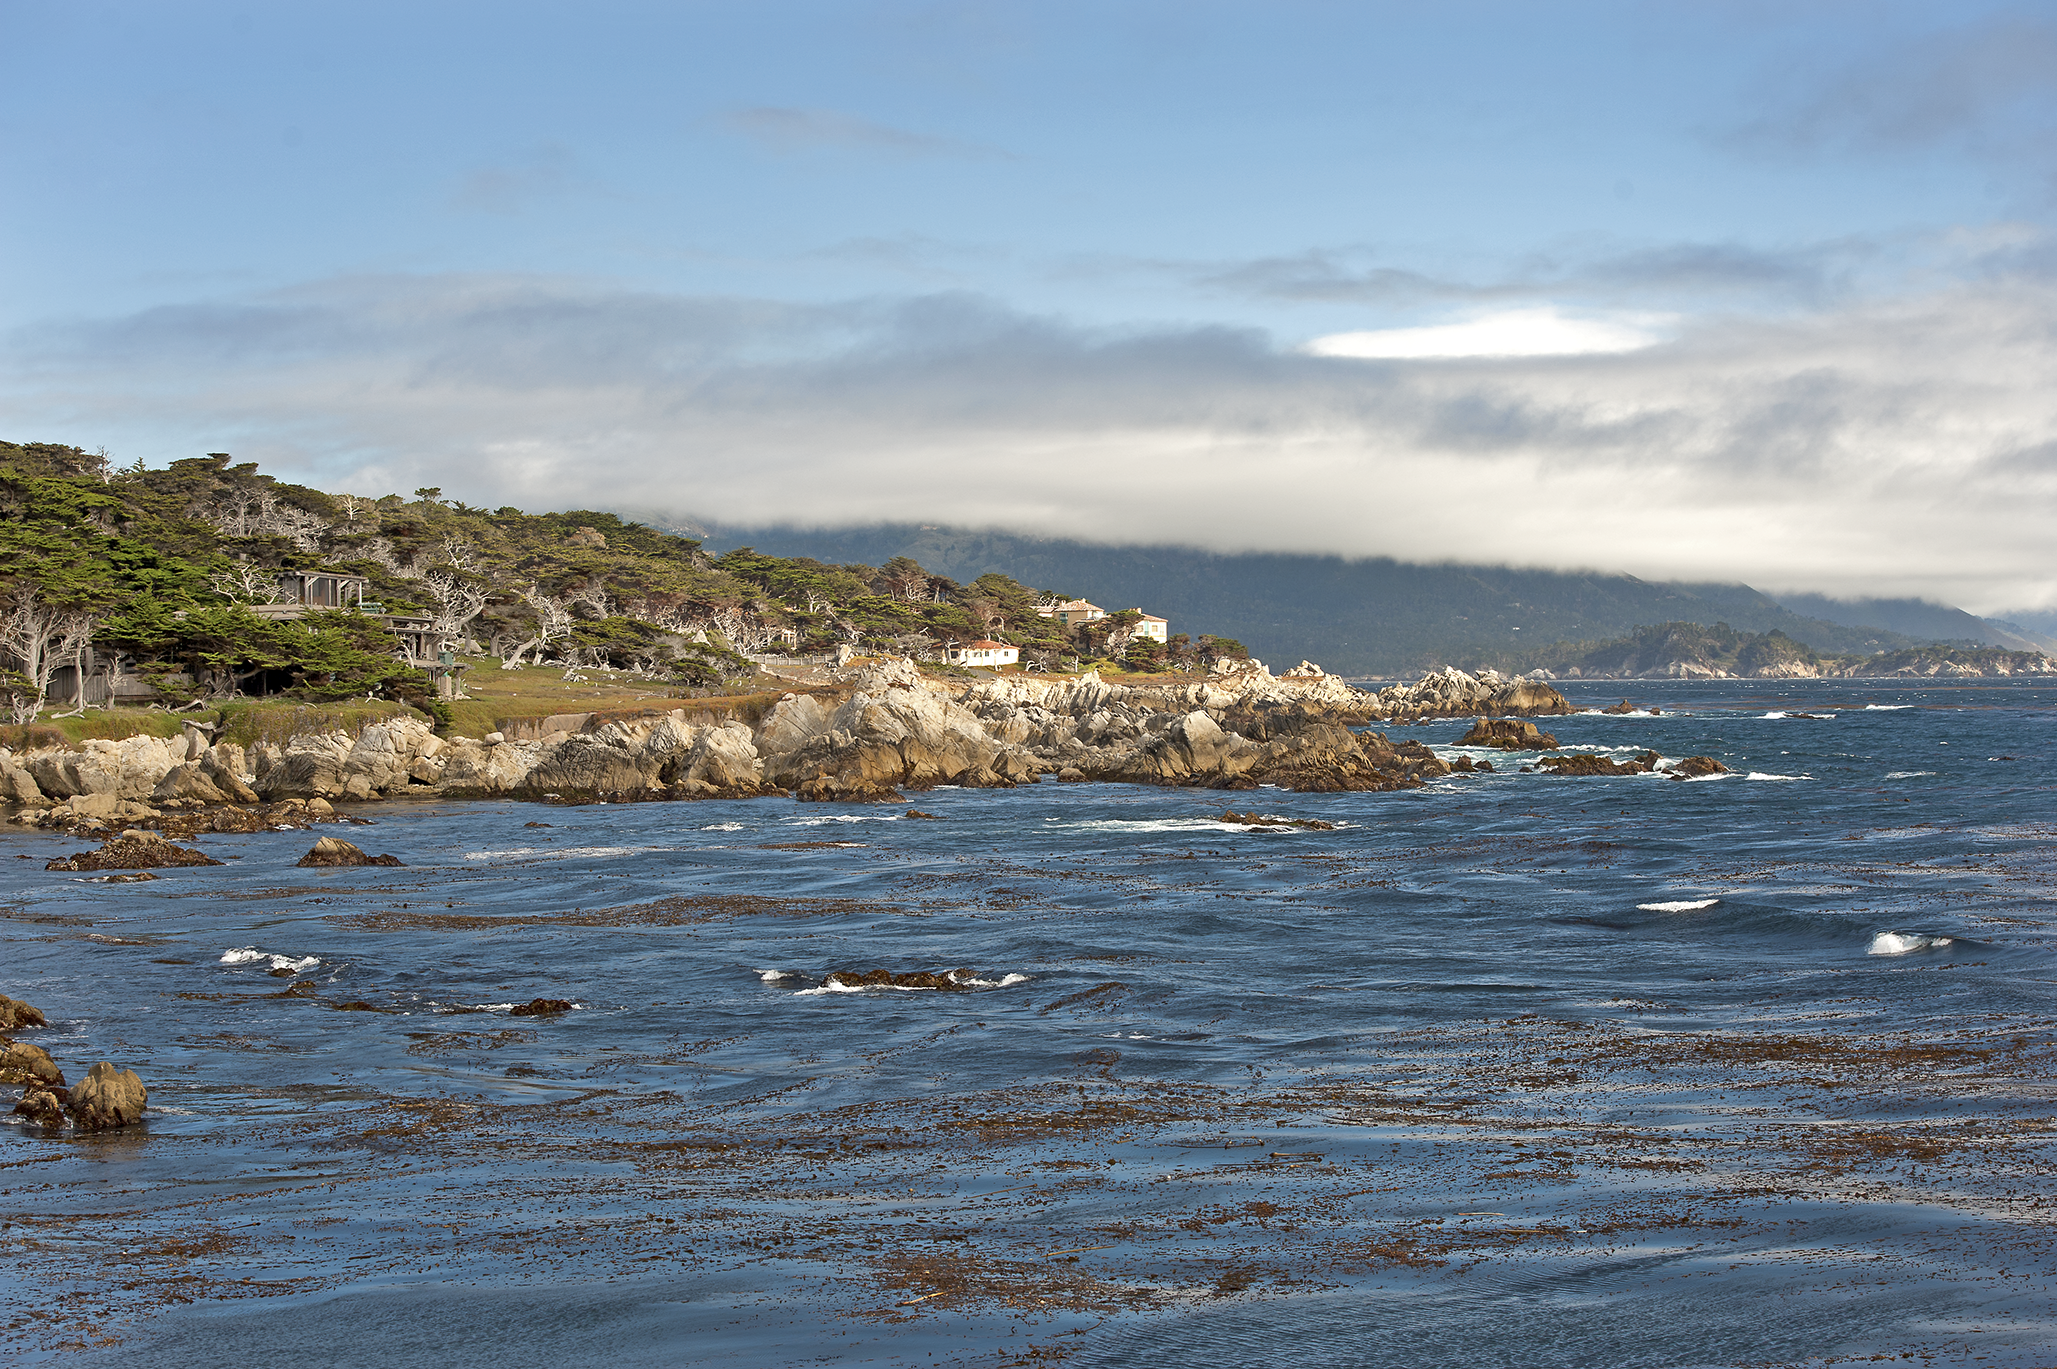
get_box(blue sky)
[8,2,2057,608]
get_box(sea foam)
[1638,898,1720,912]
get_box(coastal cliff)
[3,659,1575,828]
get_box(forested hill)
[673,520,1953,677]
[0,443,1243,721]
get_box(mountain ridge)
[659,519,1985,676]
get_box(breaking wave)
[1869,932,1953,956]
[1638,898,1720,912]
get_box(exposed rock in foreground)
[45,835,223,872]
[0,995,46,1031]
[296,836,403,868]
[1455,718,1560,750]
[1,1040,64,1087]
[68,1061,146,1132]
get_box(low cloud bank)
[6,272,2057,612]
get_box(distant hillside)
[1527,622,2054,680]
[672,521,1935,676]
[1770,593,2056,653]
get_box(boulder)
[1668,756,1729,779]
[68,1061,146,1132]
[1454,718,1560,750]
[1600,699,1636,714]
[12,1088,66,1128]
[151,762,231,804]
[46,835,223,871]
[671,720,764,795]
[296,836,403,867]
[508,998,575,1016]
[1,1040,63,1086]
[0,761,47,806]
[0,995,47,1031]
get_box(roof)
[1051,599,1101,611]
[966,639,1014,650]
[1135,613,1167,623]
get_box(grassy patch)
[214,698,423,750]
[0,709,189,750]
[443,658,820,737]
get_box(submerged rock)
[1536,750,1661,777]
[508,998,576,1016]
[296,836,404,868]
[68,1061,146,1132]
[1216,811,1338,830]
[1454,718,1560,750]
[45,835,222,871]
[822,969,992,991]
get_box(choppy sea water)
[4,678,2056,1368]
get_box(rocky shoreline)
[2,661,1584,827]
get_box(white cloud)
[1302,308,1668,359]
[8,274,2057,613]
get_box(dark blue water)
[5,678,2056,1367]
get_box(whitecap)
[783,814,899,826]
[463,845,651,860]
[793,982,869,996]
[702,822,745,832]
[1638,898,1720,912]
[1760,711,1788,719]
[1883,771,1936,780]
[1863,704,1913,711]
[1744,772,1811,781]
[1869,931,1953,956]
[759,969,793,982]
[220,947,319,972]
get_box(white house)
[945,639,1020,668]
[1128,611,1169,643]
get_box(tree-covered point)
[0,442,1219,720]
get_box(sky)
[7,1,2057,612]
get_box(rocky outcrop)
[1455,718,1559,750]
[1363,668,1573,722]
[1669,756,1729,779]
[45,834,223,871]
[296,836,403,867]
[68,1061,146,1132]
[508,998,575,1016]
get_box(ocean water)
[4,678,2056,1367]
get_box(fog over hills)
[662,520,2030,677]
